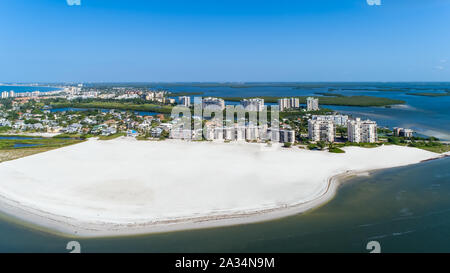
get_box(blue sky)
[0,0,449,82]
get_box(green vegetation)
[0,147,57,164]
[329,147,346,153]
[220,95,404,107]
[49,99,174,114]
[387,136,450,153]
[408,142,450,153]
[283,142,292,148]
[0,137,84,150]
[0,127,11,133]
[159,130,170,140]
[342,142,381,148]
[52,133,84,139]
[327,143,346,153]
[98,132,126,141]
[307,143,317,150]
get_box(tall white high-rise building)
[179,96,191,107]
[280,129,296,144]
[290,98,300,109]
[202,97,225,111]
[311,114,349,127]
[307,97,319,111]
[308,119,335,142]
[277,97,300,111]
[241,98,265,111]
[1,91,9,99]
[245,125,260,141]
[347,118,378,143]
[278,98,289,111]
[9,91,15,98]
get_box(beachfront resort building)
[393,127,414,138]
[308,119,335,142]
[277,98,300,111]
[202,97,225,111]
[311,114,349,127]
[307,97,320,111]
[179,96,191,107]
[347,118,378,143]
[240,98,265,112]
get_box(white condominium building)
[195,123,293,143]
[170,128,193,140]
[277,97,300,111]
[279,129,296,144]
[311,114,349,127]
[179,96,191,107]
[202,97,225,111]
[308,119,335,142]
[278,98,289,112]
[145,91,166,102]
[347,118,378,143]
[393,127,414,138]
[290,98,300,109]
[241,98,265,112]
[1,91,9,99]
[306,97,319,111]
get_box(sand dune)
[0,138,445,237]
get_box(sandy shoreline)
[0,138,447,238]
[0,169,371,238]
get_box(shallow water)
[12,144,42,148]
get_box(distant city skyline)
[1,0,449,82]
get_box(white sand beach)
[0,138,446,237]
